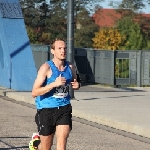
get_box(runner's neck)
[52,59,66,71]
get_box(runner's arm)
[69,62,81,89]
[31,63,57,98]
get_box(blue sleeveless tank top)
[35,60,72,109]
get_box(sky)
[45,0,150,14]
[100,0,150,13]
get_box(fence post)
[86,49,95,82]
[137,51,142,87]
[112,50,115,86]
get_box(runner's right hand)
[54,74,66,87]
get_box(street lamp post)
[67,0,75,99]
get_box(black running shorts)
[35,104,72,136]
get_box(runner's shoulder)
[67,61,74,69]
[38,62,50,73]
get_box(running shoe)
[29,133,40,150]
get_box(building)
[92,8,150,28]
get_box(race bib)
[53,84,69,98]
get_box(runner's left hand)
[71,79,79,89]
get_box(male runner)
[29,38,80,150]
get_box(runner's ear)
[51,48,54,55]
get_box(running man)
[29,38,80,150]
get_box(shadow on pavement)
[0,146,28,149]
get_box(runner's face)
[52,40,67,60]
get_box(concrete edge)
[72,109,150,139]
[0,91,35,105]
[6,92,35,105]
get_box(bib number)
[53,85,69,98]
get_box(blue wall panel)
[0,0,37,91]
[0,17,11,88]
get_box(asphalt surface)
[1,84,150,148]
[1,95,150,150]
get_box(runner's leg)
[56,125,70,150]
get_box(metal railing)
[31,44,150,86]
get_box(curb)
[72,109,150,139]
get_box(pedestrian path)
[1,85,150,139]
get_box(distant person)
[29,38,81,150]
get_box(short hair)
[50,38,66,50]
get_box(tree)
[19,0,103,45]
[74,8,99,48]
[116,16,145,50]
[45,0,102,43]
[92,28,125,50]
[109,0,146,11]
[109,0,150,50]
[26,26,39,44]
[19,0,41,27]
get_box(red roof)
[93,8,150,27]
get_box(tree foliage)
[116,16,145,50]
[92,28,125,50]
[74,8,99,48]
[19,0,41,26]
[109,0,150,50]
[26,26,39,44]
[115,59,129,78]
[109,0,146,11]
[19,0,101,46]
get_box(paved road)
[1,96,150,150]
